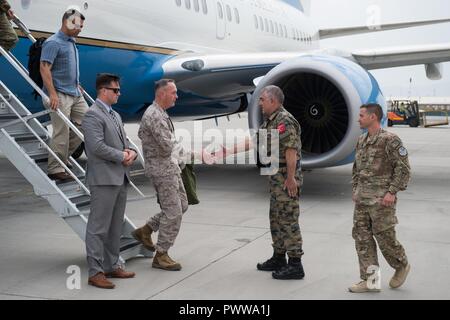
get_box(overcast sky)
[310,0,450,97]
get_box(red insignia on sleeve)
[277,123,286,134]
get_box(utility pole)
[408,77,412,99]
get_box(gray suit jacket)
[82,101,131,186]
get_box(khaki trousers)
[44,91,88,174]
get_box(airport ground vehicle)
[388,100,420,127]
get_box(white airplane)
[2,0,450,168]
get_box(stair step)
[29,152,48,163]
[59,180,84,194]
[0,114,18,121]
[0,101,11,114]
[65,181,90,200]
[11,132,48,143]
[0,101,28,117]
[53,174,86,186]
[120,239,142,252]
[0,93,12,101]
[71,195,91,208]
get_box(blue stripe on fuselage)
[1,37,242,122]
[1,37,170,117]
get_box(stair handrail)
[12,14,145,169]
[0,92,90,196]
[2,49,145,198]
[4,15,147,198]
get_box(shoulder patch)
[277,123,286,134]
[398,146,408,157]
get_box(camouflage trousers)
[0,12,18,51]
[147,173,188,253]
[353,202,408,280]
[268,169,303,258]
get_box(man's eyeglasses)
[103,87,121,94]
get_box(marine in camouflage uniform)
[134,80,188,271]
[255,86,305,280]
[350,103,411,292]
[0,0,18,51]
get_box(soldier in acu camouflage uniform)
[134,79,189,271]
[349,103,411,293]
[0,0,18,51]
[254,85,305,280]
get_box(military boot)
[132,224,155,251]
[256,253,287,271]
[348,280,381,293]
[152,251,182,271]
[389,264,411,289]
[272,257,305,280]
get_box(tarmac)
[0,115,449,300]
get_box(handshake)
[199,144,229,165]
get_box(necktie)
[109,110,124,141]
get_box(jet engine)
[248,55,386,168]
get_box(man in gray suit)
[82,73,137,289]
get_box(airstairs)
[0,16,152,261]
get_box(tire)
[72,142,84,159]
[409,118,419,127]
[388,119,394,127]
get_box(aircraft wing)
[164,43,450,98]
[352,43,450,75]
[319,18,450,39]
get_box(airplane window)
[202,0,208,14]
[259,16,263,31]
[270,20,273,34]
[217,2,223,19]
[226,5,232,22]
[193,0,199,12]
[254,15,258,29]
[264,18,269,32]
[234,8,240,24]
[175,0,182,7]
[185,0,191,10]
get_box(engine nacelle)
[248,55,386,169]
